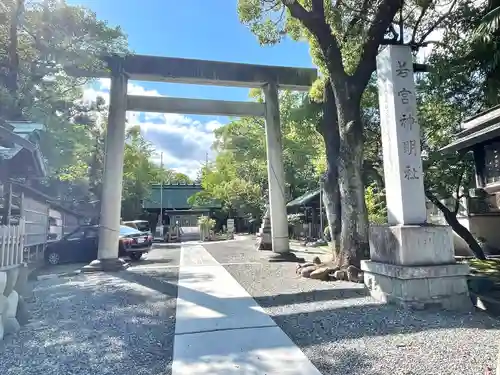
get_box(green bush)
[198,216,216,230]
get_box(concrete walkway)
[172,244,322,374]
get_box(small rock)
[334,270,347,281]
[300,265,318,278]
[312,256,322,265]
[310,266,333,280]
[347,265,364,283]
[298,262,315,269]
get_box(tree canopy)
[0,0,190,220]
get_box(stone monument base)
[361,261,472,311]
[82,258,129,273]
[362,224,472,311]
[256,211,272,251]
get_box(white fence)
[0,219,25,269]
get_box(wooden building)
[286,189,324,239]
[440,105,500,254]
[143,183,221,238]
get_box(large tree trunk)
[317,81,341,255]
[426,190,486,260]
[334,84,369,268]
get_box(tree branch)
[343,0,371,44]
[311,0,324,17]
[281,0,346,80]
[453,166,466,215]
[426,188,486,260]
[282,0,313,22]
[415,0,459,46]
[353,0,403,93]
[410,1,431,44]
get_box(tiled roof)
[286,189,320,208]
[0,122,46,177]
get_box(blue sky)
[72,0,315,177]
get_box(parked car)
[123,220,153,246]
[123,220,150,232]
[44,225,152,265]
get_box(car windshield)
[119,225,141,236]
[135,222,150,231]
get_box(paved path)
[172,244,322,374]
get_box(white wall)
[48,209,63,240]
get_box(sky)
[70,0,314,178]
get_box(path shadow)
[114,265,500,373]
[132,257,175,266]
[254,287,368,307]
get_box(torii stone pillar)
[83,59,129,272]
[263,82,290,256]
[361,45,471,310]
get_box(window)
[135,222,150,232]
[485,141,500,184]
[119,225,140,236]
[85,228,98,238]
[66,229,85,241]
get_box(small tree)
[198,216,216,241]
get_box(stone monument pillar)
[256,205,272,250]
[360,45,471,310]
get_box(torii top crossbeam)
[68,54,318,90]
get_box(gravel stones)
[204,239,500,375]
[0,266,179,375]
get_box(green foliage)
[198,215,216,230]
[0,1,188,219]
[287,213,304,225]
[195,90,325,219]
[365,184,386,224]
[0,0,126,207]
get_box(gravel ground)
[0,245,181,375]
[204,240,500,375]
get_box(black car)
[44,225,152,265]
[122,220,153,246]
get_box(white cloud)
[82,79,222,179]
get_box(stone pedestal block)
[0,294,7,340]
[361,261,472,311]
[14,263,30,298]
[82,258,129,272]
[5,290,19,318]
[364,224,472,311]
[369,224,455,266]
[256,212,272,250]
[0,271,6,295]
[3,290,20,335]
[4,317,20,335]
[4,266,20,296]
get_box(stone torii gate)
[72,54,317,271]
